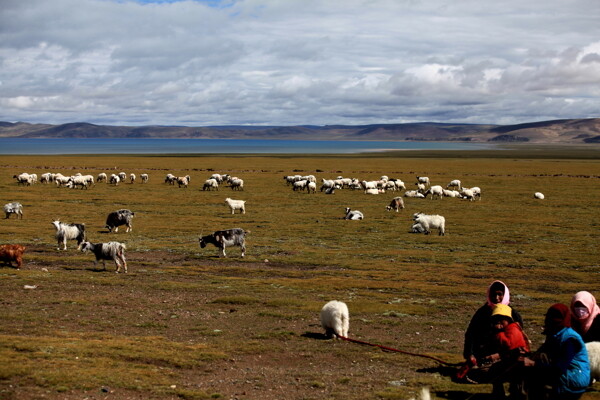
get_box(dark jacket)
[572,314,600,343]
[464,304,523,360]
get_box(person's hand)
[522,357,535,367]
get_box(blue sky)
[1,0,599,126]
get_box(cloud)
[0,0,599,125]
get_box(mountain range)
[1,118,600,144]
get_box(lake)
[0,138,494,155]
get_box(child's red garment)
[495,322,530,353]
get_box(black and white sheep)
[203,178,219,191]
[411,212,446,236]
[416,176,430,187]
[386,197,405,212]
[80,241,128,273]
[4,202,23,219]
[199,228,247,258]
[177,175,191,188]
[140,173,149,183]
[344,207,364,220]
[320,300,349,339]
[51,220,86,250]
[105,209,135,233]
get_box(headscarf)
[545,303,571,333]
[486,280,510,307]
[570,291,600,334]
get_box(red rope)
[339,336,461,367]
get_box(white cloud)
[0,0,599,125]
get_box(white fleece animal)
[320,300,349,339]
[225,198,246,214]
[587,342,600,382]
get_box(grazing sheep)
[391,179,406,190]
[51,220,86,250]
[416,176,430,186]
[67,175,90,189]
[40,172,53,184]
[534,192,545,199]
[423,185,444,200]
[386,197,405,212]
[118,172,127,181]
[469,186,482,200]
[320,179,335,192]
[404,190,425,198]
[199,228,247,258]
[13,173,32,186]
[460,188,475,201]
[165,173,177,185]
[361,180,378,192]
[411,212,446,236]
[105,209,135,233]
[4,202,23,219]
[140,173,149,183]
[129,173,136,184]
[80,241,127,273]
[442,189,460,198]
[97,172,108,183]
[109,174,120,185]
[228,177,244,191]
[415,182,427,193]
[320,300,349,339]
[307,181,317,193]
[447,179,461,190]
[293,179,308,191]
[177,175,191,188]
[344,207,364,220]
[0,244,26,269]
[225,198,246,214]
[203,178,219,191]
[587,342,600,382]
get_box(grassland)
[1,148,599,400]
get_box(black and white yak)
[51,220,86,250]
[105,209,135,233]
[199,228,247,258]
[79,241,128,273]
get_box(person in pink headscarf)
[463,280,524,366]
[570,291,600,343]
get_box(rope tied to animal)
[339,336,461,367]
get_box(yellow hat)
[491,304,513,320]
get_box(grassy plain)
[0,148,599,400]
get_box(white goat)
[411,212,446,236]
[344,207,364,220]
[587,342,600,382]
[80,241,127,273]
[534,192,545,199]
[4,202,23,219]
[225,198,246,214]
[320,300,349,339]
[51,220,86,250]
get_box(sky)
[1,0,599,127]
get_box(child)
[484,304,530,399]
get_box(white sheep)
[587,342,600,382]
[129,173,136,184]
[416,176,430,186]
[118,172,127,181]
[177,175,191,188]
[97,172,108,183]
[404,190,425,198]
[203,178,219,191]
[225,198,246,214]
[344,207,364,220]
[442,189,460,198]
[424,185,444,200]
[460,188,475,201]
[411,212,446,236]
[365,188,384,195]
[307,181,317,193]
[229,177,244,191]
[109,174,120,185]
[386,197,405,212]
[320,300,349,339]
[361,180,378,192]
[40,173,53,184]
[416,182,426,193]
[447,179,461,190]
[165,173,177,185]
[140,173,149,183]
[534,192,545,199]
[293,179,308,191]
[320,179,335,192]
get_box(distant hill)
[1,118,599,144]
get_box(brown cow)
[0,244,26,269]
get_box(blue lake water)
[0,138,494,155]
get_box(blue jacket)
[541,327,590,394]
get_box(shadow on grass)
[301,331,330,340]
[434,391,492,399]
